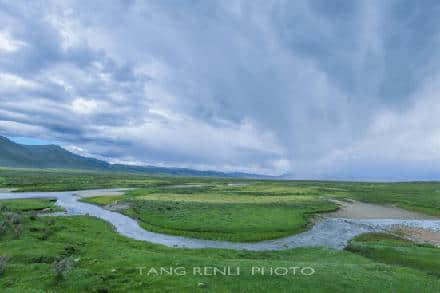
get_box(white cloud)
[0,121,45,137]
[0,31,26,52]
[71,98,99,115]
[1,1,440,178]
[45,10,81,50]
[0,73,37,89]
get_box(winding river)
[1,189,439,251]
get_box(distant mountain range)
[0,136,266,178]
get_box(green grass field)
[2,168,439,216]
[347,233,440,277]
[83,189,338,242]
[0,198,63,212]
[0,202,439,292]
[0,169,440,292]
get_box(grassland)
[0,198,63,212]
[347,233,440,277]
[81,180,440,242]
[0,200,438,292]
[2,168,440,216]
[83,189,337,242]
[0,168,175,192]
[1,168,440,292]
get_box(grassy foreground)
[0,198,438,292]
[1,169,440,292]
[347,233,440,277]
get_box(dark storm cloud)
[1,0,440,178]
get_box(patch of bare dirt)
[0,188,17,192]
[327,199,437,220]
[163,184,206,189]
[227,183,250,187]
[392,226,440,247]
[104,202,130,212]
[75,188,132,198]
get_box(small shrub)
[32,255,57,264]
[13,224,22,239]
[4,212,21,225]
[0,256,8,276]
[29,212,37,221]
[53,258,73,281]
[39,227,54,240]
[63,245,77,256]
[0,222,7,237]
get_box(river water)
[1,189,439,250]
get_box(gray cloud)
[0,0,440,178]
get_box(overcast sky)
[1,0,440,179]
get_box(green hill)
[0,136,110,170]
[0,136,264,178]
